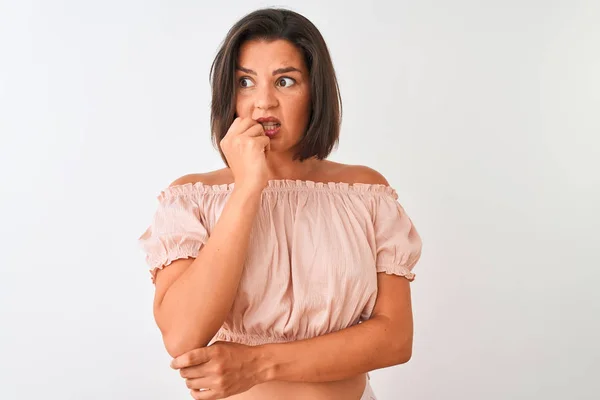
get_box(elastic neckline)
[159,179,399,199]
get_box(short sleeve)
[137,187,209,284]
[373,193,422,281]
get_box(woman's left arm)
[170,273,413,392]
[258,272,413,383]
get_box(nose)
[254,84,278,110]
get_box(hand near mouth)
[256,116,281,138]
[220,117,271,192]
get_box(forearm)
[258,316,412,383]
[158,186,262,354]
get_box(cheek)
[235,95,251,117]
[288,92,311,123]
[298,89,311,116]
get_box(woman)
[138,8,422,400]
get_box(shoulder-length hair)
[209,8,342,165]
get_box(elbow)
[160,322,215,358]
[163,334,186,359]
[377,316,414,366]
[154,315,183,358]
[395,344,412,364]
[393,333,413,365]
[154,309,211,358]
[162,332,211,359]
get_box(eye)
[239,77,254,88]
[277,77,296,87]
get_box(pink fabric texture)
[138,179,422,346]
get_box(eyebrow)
[236,66,302,76]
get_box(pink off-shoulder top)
[138,179,422,346]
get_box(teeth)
[262,123,280,129]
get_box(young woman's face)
[235,39,311,153]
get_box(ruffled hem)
[147,244,202,284]
[376,265,416,282]
[158,179,399,200]
[210,329,299,346]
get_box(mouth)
[256,117,281,137]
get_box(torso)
[180,160,382,400]
[223,375,368,400]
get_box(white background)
[1,0,599,399]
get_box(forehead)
[237,39,306,71]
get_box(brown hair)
[209,8,342,166]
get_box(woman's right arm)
[153,184,261,358]
[153,118,270,358]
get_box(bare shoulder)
[349,165,390,186]
[168,168,233,187]
[322,161,390,186]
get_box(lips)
[262,124,280,137]
[256,117,281,137]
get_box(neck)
[264,151,320,181]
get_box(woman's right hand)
[220,117,271,192]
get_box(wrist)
[253,344,279,383]
[232,183,264,198]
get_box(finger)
[179,364,209,379]
[230,117,258,136]
[190,388,219,400]
[228,117,241,131]
[171,348,210,369]
[186,377,211,390]
[256,136,271,152]
[242,123,266,137]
